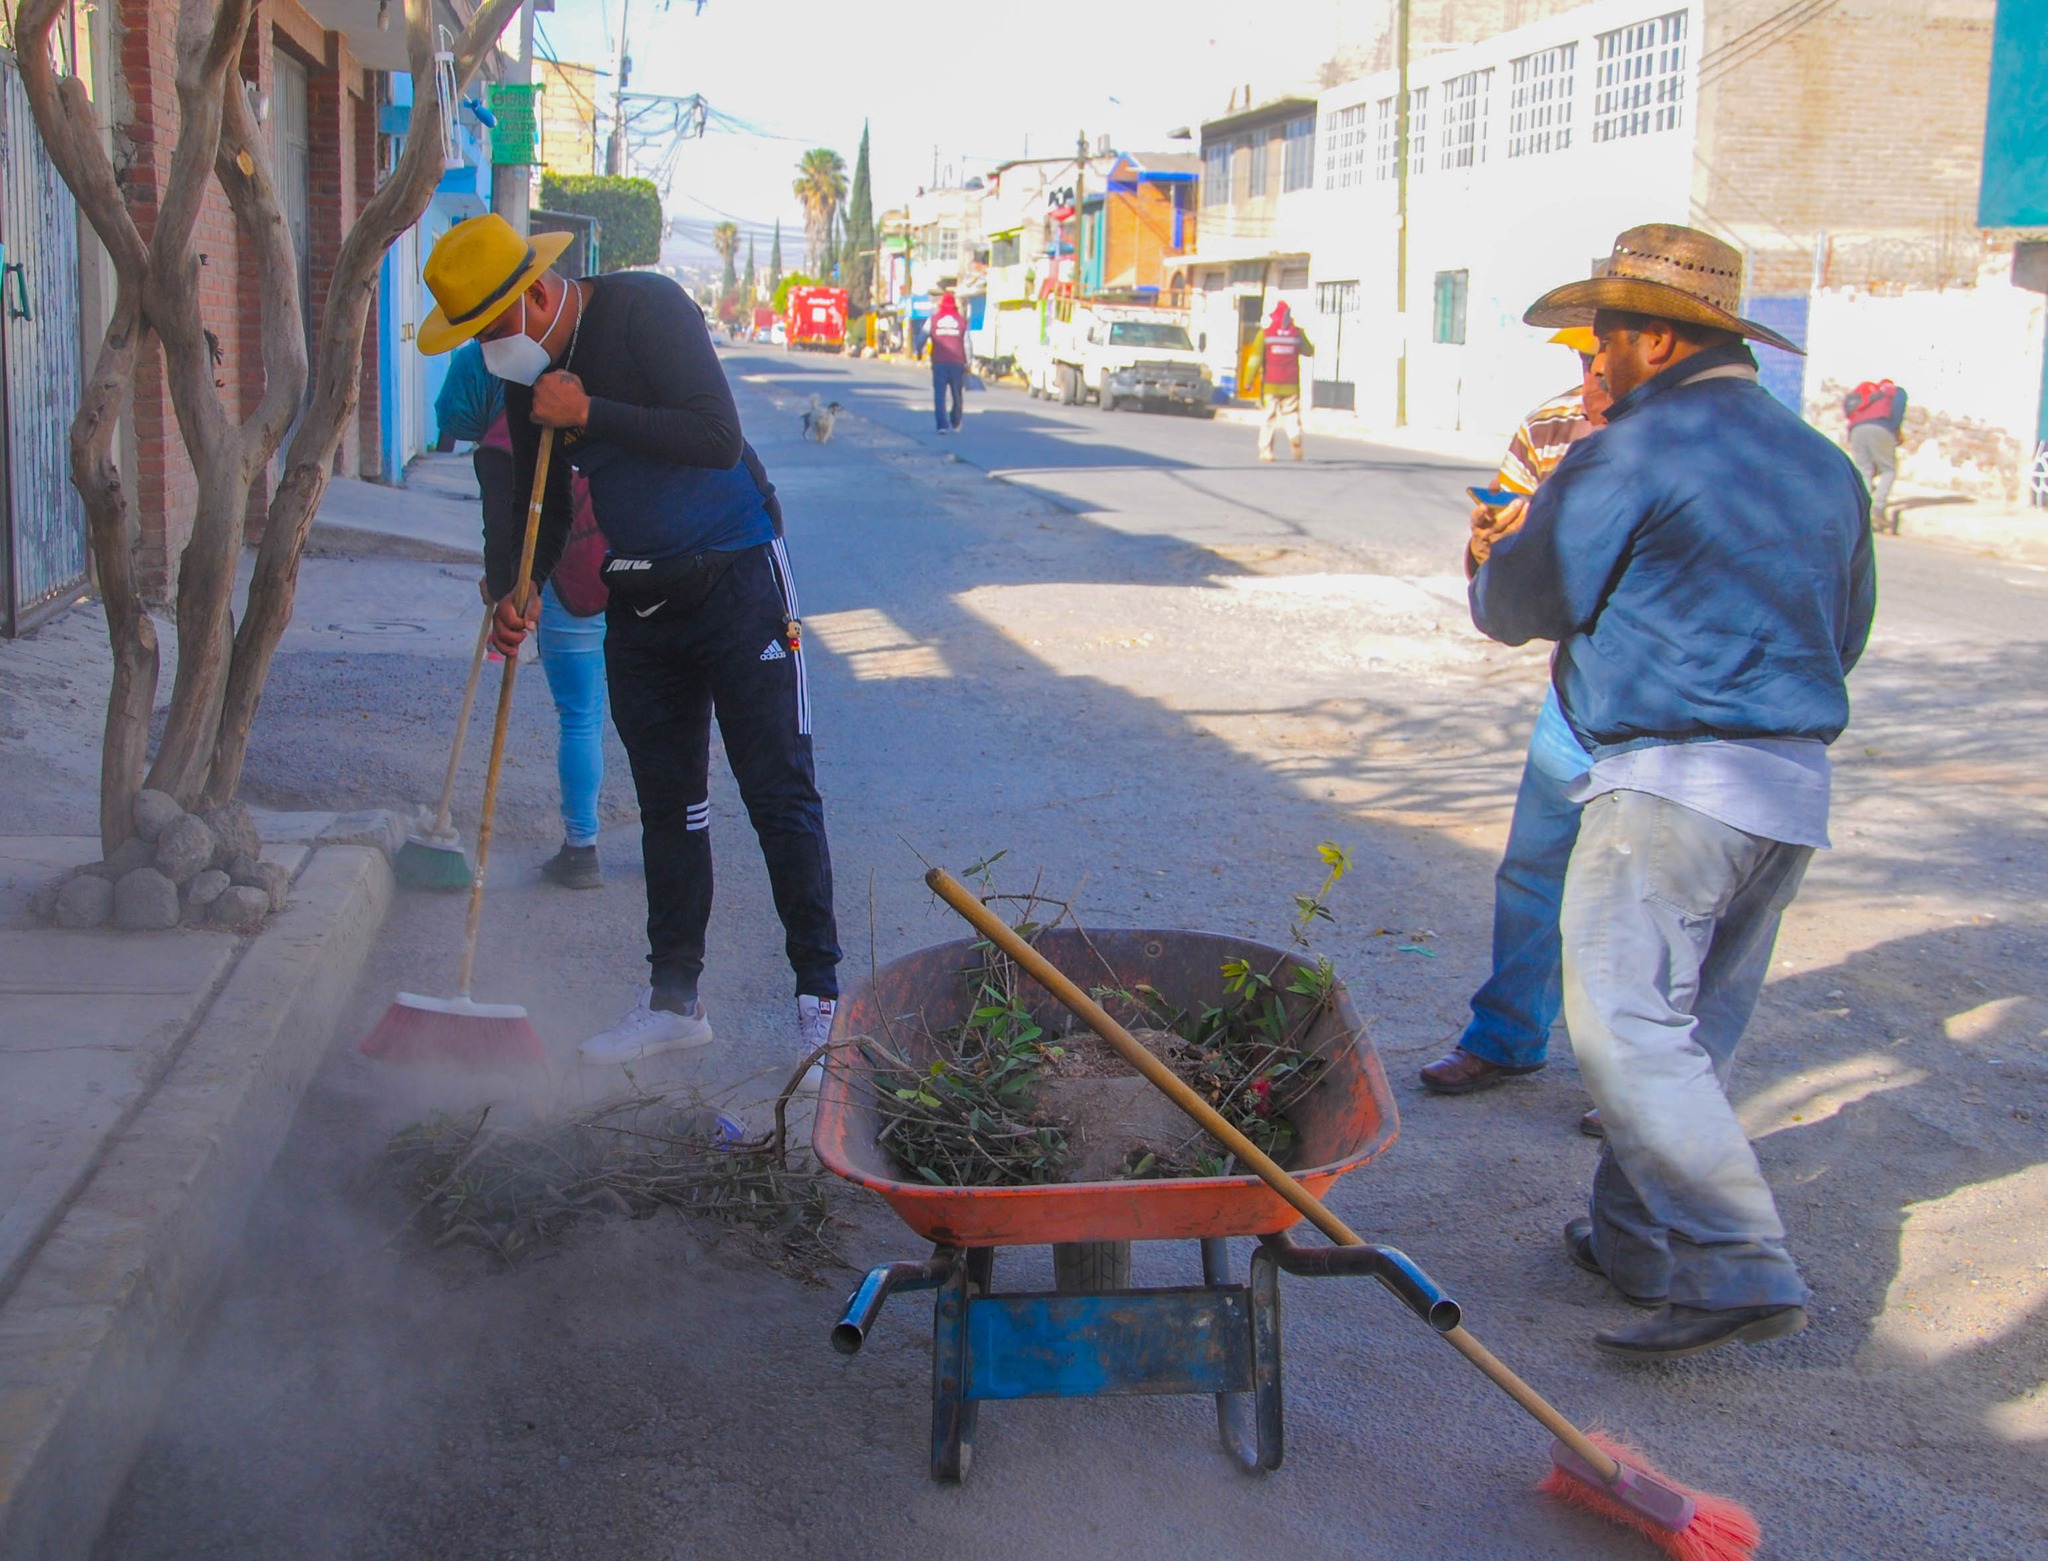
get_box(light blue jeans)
[1560,789,1813,1310]
[1459,689,1592,1068]
[536,582,608,848]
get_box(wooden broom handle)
[923,867,1624,1486]
[456,430,555,998]
[430,607,494,837]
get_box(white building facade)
[1308,0,1702,437]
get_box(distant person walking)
[929,290,970,433]
[1421,327,1611,1100]
[1473,223,1874,1361]
[1843,378,1907,524]
[433,341,612,891]
[1252,301,1313,461]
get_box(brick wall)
[1692,0,1996,295]
[113,0,378,599]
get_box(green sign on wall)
[1980,0,2048,229]
[488,84,542,166]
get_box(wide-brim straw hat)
[1524,224,1803,357]
[419,213,575,356]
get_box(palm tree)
[792,147,848,275]
[713,221,741,294]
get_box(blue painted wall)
[1743,295,1810,410]
[1981,0,2048,228]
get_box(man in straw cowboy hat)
[1469,224,1875,1361]
[1423,327,1610,1102]
[418,213,842,1073]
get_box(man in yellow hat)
[1470,223,1875,1361]
[1421,327,1610,1102]
[418,213,841,1073]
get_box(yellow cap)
[418,214,575,356]
[1548,326,1599,355]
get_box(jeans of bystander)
[1560,788,1813,1310]
[1457,689,1590,1069]
[536,582,609,848]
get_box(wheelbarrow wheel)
[1052,1241,1132,1293]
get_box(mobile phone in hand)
[1468,486,1518,507]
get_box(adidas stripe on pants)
[604,540,841,1004]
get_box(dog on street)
[801,395,844,444]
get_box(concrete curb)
[0,845,393,1560]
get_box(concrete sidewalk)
[0,463,462,1558]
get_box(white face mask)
[480,286,568,385]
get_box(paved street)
[94,348,2048,1560]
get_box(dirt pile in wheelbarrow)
[1036,1031,1226,1181]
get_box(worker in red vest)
[1842,378,1908,525]
[1252,301,1314,462]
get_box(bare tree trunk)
[14,0,157,851]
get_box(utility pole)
[606,0,633,176]
[1074,129,1088,296]
[1394,0,1410,427]
[492,0,536,235]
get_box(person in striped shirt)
[1423,329,1612,1103]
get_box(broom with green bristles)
[393,605,493,892]
[363,432,556,1067]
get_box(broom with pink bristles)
[362,431,558,1067]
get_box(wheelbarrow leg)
[931,1247,993,1483]
[1202,1238,1283,1472]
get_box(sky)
[528,0,1386,270]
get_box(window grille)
[1282,115,1316,191]
[1316,280,1359,315]
[1509,43,1575,157]
[1374,89,1428,180]
[1324,103,1370,189]
[1204,139,1231,205]
[1593,12,1688,142]
[1441,70,1491,170]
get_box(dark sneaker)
[1419,1047,1545,1094]
[1580,1107,1605,1138]
[1564,1217,1665,1309]
[539,843,603,890]
[1594,1302,1808,1361]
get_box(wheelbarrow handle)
[923,867,1627,1488]
[1258,1232,1462,1333]
[831,1251,958,1356]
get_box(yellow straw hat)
[1524,224,1803,356]
[1548,327,1599,355]
[418,214,575,356]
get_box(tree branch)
[214,59,306,463]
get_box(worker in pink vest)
[1253,301,1314,462]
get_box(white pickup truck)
[1024,303,1216,416]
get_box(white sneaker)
[579,988,714,1064]
[795,995,837,1093]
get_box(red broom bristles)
[359,1002,546,1066]
[1538,1431,1761,1561]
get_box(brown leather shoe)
[1579,1107,1605,1138]
[1419,1048,1545,1094]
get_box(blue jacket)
[1471,343,1876,753]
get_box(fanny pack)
[599,548,738,613]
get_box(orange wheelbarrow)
[815,928,1441,1482]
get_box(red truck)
[786,285,848,351]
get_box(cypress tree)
[846,120,875,309]
[770,219,783,291]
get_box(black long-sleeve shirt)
[489,272,779,598]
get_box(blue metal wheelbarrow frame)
[832,1232,1462,1482]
